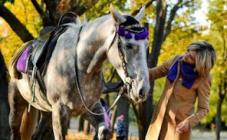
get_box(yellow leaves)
[5,0,41,37]
[0,18,9,38]
[0,16,23,64]
[0,30,22,64]
[1,0,42,64]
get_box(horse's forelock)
[120,16,144,32]
[120,16,139,26]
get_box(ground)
[65,130,227,140]
[67,118,227,140]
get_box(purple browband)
[117,26,149,40]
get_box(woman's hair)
[188,41,216,77]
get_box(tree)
[0,50,10,140]
[0,0,34,42]
[32,0,100,26]
[207,1,227,139]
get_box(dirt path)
[68,118,227,140]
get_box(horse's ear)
[134,6,145,21]
[76,16,81,24]
[110,4,126,24]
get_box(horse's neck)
[77,16,115,74]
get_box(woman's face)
[182,49,196,65]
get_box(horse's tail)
[8,41,33,79]
[20,106,38,140]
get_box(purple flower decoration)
[117,26,149,40]
[117,26,125,36]
[125,32,132,39]
[135,28,149,40]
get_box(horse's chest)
[70,75,102,114]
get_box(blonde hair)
[188,41,216,77]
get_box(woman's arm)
[149,56,179,80]
[186,76,211,128]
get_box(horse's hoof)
[98,127,113,140]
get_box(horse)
[8,6,150,140]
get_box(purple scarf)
[167,57,198,89]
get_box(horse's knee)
[52,102,70,140]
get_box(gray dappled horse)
[8,6,150,140]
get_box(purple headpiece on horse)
[117,25,149,40]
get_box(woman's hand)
[176,119,190,134]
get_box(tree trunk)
[148,0,167,68]
[216,74,227,140]
[43,0,99,26]
[0,5,34,42]
[215,95,223,140]
[216,24,227,140]
[138,1,167,139]
[0,51,10,140]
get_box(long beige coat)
[146,56,211,140]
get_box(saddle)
[12,12,77,75]
[10,12,78,93]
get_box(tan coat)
[146,56,211,140]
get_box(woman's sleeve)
[186,76,211,127]
[149,56,179,80]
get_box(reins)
[74,26,133,116]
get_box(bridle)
[74,22,148,116]
[115,33,134,97]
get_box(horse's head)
[107,6,150,103]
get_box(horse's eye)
[126,44,133,49]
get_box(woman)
[146,41,216,140]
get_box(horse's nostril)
[139,88,145,98]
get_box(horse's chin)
[128,92,147,104]
[133,100,143,105]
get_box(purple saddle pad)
[16,45,32,73]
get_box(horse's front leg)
[83,101,112,140]
[52,101,70,140]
